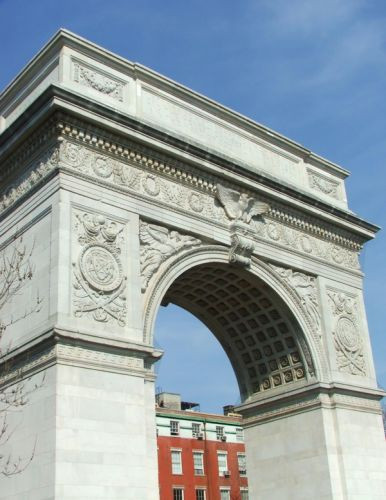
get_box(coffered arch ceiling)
[161,262,313,402]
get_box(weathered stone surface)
[0,30,385,499]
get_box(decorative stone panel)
[307,169,340,200]
[327,289,366,375]
[72,209,127,326]
[72,58,126,102]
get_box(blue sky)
[1,0,385,413]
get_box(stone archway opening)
[154,303,240,412]
[156,262,311,404]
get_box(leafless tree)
[0,236,42,476]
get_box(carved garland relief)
[72,210,127,325]
[327,289,366,375]
[307,170,340,200]
[0,145,59,212]
[0,133,361,274]
[73,61,125,102]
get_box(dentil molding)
[0,118,364,275]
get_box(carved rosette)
[327,290,366,375]
[139,221,201,292]
[72,211,127,326]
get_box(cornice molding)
[238,383,384,426]
[0,331,159,386]
[0,29,350,179]
[0,87,378,239]
[0,112,373,262]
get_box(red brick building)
[156,393,249,500]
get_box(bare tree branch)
[0,236,42,476]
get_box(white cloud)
[251,0,386,90]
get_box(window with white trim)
[193,451,204,475]
[240,489,249,500]
[238,453,247,475]
[220,488,230,500]
[192,422,201,438]
[216,425,224,440]
[173,487,184,500]
[195,488,206,500]
[170,420,180,436]
[217,451,228,475]
[171,450,182,474]
[236,427,244,442]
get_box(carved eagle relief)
[216,184,270,224]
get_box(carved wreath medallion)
[80,244,122,292]
[327,290,366,376]
[73,211,127,326]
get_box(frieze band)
[0,118,363,277]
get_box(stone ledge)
[0,328,161,386]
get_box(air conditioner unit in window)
[197,433,204,440]
[221,435,227,442]
[223,470,231,478]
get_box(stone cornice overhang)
[0,326,163,387]
[237,381,385,426]
[0,29,348,179]
[0,84,379,243]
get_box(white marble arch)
[143,245,326,384]
[0,30,385,499]
[143,246,386,499]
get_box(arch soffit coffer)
[142,245,328,399]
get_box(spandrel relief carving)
[327,290,366,375]
[270,265,321,335]
[140,221,201,292]
[72,211,127,326]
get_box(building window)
[238,453,247,475]
[220,489,230,500]
[236,427,244,442]
[171,450,182,474]
[195,489,206,500]
[170,420,180,436]
[173,488,184,500]
[217,451,228,475]
[216,425,224,440]
[241,489,249,500]
[193,451,204,475]
[192,422,201,438]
